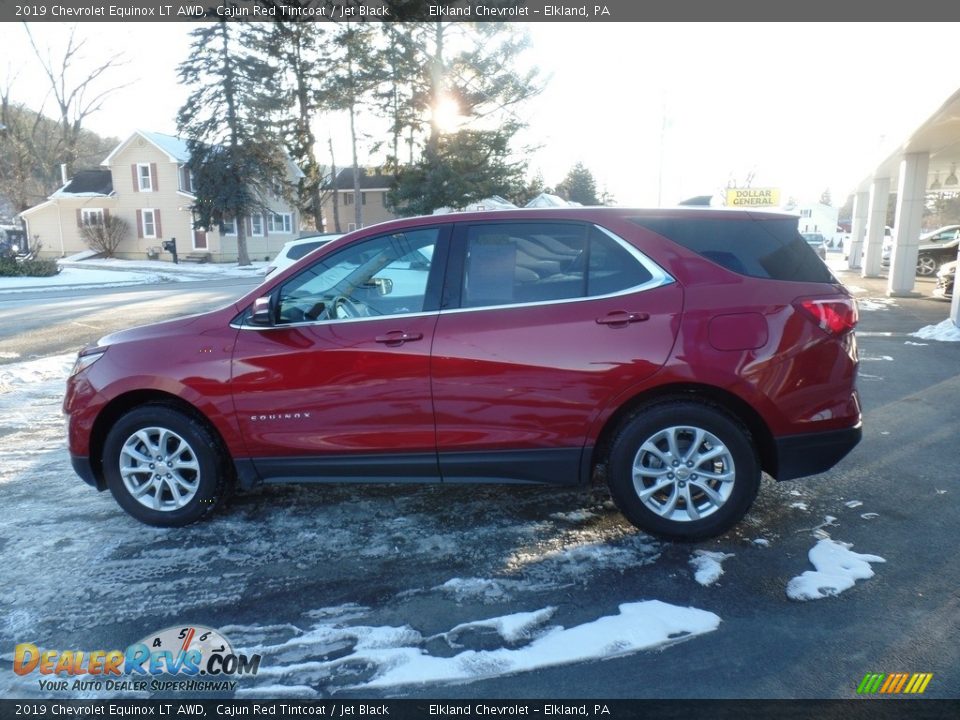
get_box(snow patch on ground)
[241,600,720,693]
[0,267,170,291]
[789,502,809,511]
[911,319,960,342]
[786,539,885,601]
[752,538,770,548]
[844,500,863,509]
[857,297,898,312]
[904,341,928,346]
[689,550,734,586]
[444,608,557,645]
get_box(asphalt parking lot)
[1,256,958,701]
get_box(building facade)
[20,130,301,263]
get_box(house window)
[267,212,292,234]
[81,208,104,226]
[138,164,153,192]
[361,192,367,206]
[800,209,812,218]
[221,217,237,236]
[251,213,264,237]
[344,192,354,206]
[142,209,157,238]
[179,165,195,194]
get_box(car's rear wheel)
[606,400,760,541]
[917,254,939,276]
[103,406,228,527]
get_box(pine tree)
[387,22,542,216]
[556,162,600,205]
[177,19,289,266]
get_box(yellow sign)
[726,187,781,207]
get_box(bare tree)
[23,23,130,177]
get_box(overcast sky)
[3,21,959,206]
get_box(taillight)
[796,297,858,336]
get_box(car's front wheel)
[917,254,939,276]
[102,405,229,527]
[606,400,760,541]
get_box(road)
[0,262,958,702]
[0,277,262,361]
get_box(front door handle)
[596,311,650,327]
[375,331,424,346]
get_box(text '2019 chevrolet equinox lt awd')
[64,208,861,540]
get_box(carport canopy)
[846,87,960,327]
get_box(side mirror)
[249,295,274,326]
[368,277,393,296]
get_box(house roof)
[333,168,392,190]
[101,130,190,166]
[51,169,114,198]
[524,192,580,208]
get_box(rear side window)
[632,216,835,283]
[461,222,654,308]
[287,241,325,261]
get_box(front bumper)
[774,424,862,481]
[71,454,104,490]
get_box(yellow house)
[20,130,302,262]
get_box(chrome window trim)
[445,223,674,316]
[232,224,674,330]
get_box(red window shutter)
[131,165,139,193]
[150,163,158,191]
[155,209,162,238]
[136,210,143,239]
[76,209,82,227]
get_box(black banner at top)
[1,0,959,22]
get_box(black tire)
[102,405,229,527]
[606,399,760,541]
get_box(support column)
[861,177,890,278]
[887,152,929,297]
[847,191,869,269]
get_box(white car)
[263,233,343,276]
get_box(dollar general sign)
[726,188,781,207]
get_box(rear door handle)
[375,331,424,346]
[596,311,650,327]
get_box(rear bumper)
[774,424,862,481]
[71,454,104,490]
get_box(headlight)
[70,348,107,377]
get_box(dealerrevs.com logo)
[14,625,261,693]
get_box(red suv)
[64,208,861,540]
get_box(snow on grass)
[911,319,960,342]
[844,500,863,509]
[246,600,720,693]
[786,539,885,601]
[904,341,928,346]
[235,684,319,698]
[689,550,734,586]
[752,538,770,547]
[789,502,809,511]
[0,266,170,291]
[61,257,268,278]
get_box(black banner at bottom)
[1,699,958,720]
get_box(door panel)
[431,220,683,469]
[230,225,446,479]
[431,285,683,453]
[232,315,438,458]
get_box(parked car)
[882,225,960,276]
[801,232,827,260]
[934,260,955,300]
[262,233,343,276]
[64,208,861,540]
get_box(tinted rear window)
[632,216,835,283]
[287,241,326,260]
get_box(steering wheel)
[332,295,366,319]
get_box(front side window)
[251,213,264,237]
[460,222,654,309]
[221,217,237,236]
[275,228,438,324]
